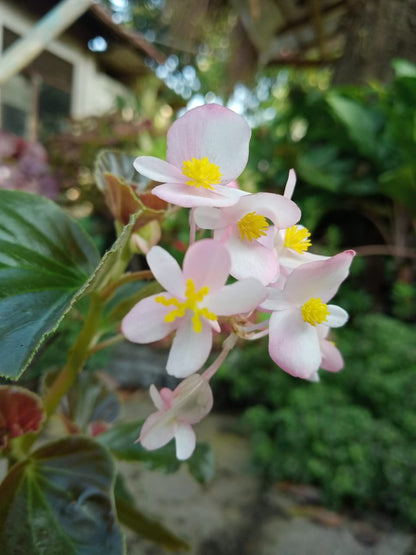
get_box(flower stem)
[43,292,104,417]
[202,333,238,381]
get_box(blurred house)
[0,0,164,139]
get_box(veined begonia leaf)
[0,436,123,554]
[0,190,100,380]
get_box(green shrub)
[217,314,416,525]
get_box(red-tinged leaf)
[0,386,45,450]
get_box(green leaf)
[0,436,123,554]
[96,420,181,472]
[379,165,416,213]
[392,58,416,78]
[326,93,380,159]
[0,190,100,380]
[187,442,215,484]
[114,474,189,551]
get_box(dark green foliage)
[218,314,416,524]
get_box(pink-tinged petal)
[320,339,344,372]
[149,384,164,410]
[283,250,356,306]
[233,192,301,229]
[205,278,266,316]
[193,206,226,229]
[183,239,230,291]
[268,309,322,379]
[134,156,185,182]
[226,235,278,285]
[139,412,175,450]
[173,374,214,424]
[166,316,213,378]
[147,246,185,298]
[166,104,251,183]
[277,249,330,271]
[121,294,177,343]
[260,287,292,311]
[174,422,196,460]
[152,183,244,208]
[283,169,297,199]
[160,387,174,408]
[327,305,349,327]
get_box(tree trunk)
[333,0,416,85]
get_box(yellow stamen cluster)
[284,225,312,254]
[155,278,217,333]
[238,211,269,242]
[182,157,222,191]
[301,297,330,327]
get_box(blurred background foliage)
[3,0,415,528]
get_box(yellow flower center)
[301,297,330,327]
[182,157,222,191]
[238,212,269,242]
[284,225,312,254]
[155,278,217,333]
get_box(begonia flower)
[275,225,329,272]
[133,104,251,208]
[261,250,355,379]
[122,239,266,377]
[194,192,301,285]
[139,374,213,460]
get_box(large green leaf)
[326,93,381,159]
[0,190,100,379]
[0,436,123,554]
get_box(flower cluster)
[122,104,355,460]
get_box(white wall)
[0,1,133,120]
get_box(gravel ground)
[118,389,416,555]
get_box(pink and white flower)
[194,192,301,285]
[138,374,213,460]
[261,250,355,379]
[134,104,251,208]
[122,239,266,378]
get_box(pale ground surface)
[118,389,416,555]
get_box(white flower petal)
[152,183,244,208]
[327,305,349,327]
[226,235,278,285]
[233,192,301,229]
[205,278,266,316]
[193,206,225,229]
[121,294,177,343]
[320,339,344,372]
[268,309,322,379]
[166,316,213,378]
[166,104,251,184]
[147,246,185,298]
[139,412,175,450]
[174,422,196,460]
[183,239,230,291]
[283,169,297,199]
[134,156,184,182]
[283,250,355,305]
[149,384,164,410]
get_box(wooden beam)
[0,0,94,85]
